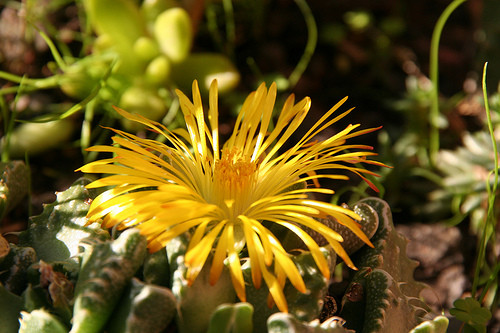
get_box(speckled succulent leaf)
[240,259,276,333]
[409,315,449,333]
[71,229,147,333]
[18,178,109,262]
[366,269,427,332]
[166,235,236,333]
[318,202,379,254]
[165,234,189,301]
[286,247,337,321]
[19,309,68,333]
[340,197,428,333]
[207,302,254,333]
[0,284,24,333]
[0,244,36,294]
[267,312,355,333]
[244,246,336,333]
[106,277,177,333]
[22,284,51,313]
[142,249,170,287]
[0,161,29,219]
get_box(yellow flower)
[78,80,384,312]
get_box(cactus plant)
[340,197,430,333]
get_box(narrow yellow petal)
[260,260,288,312]
[226,223,246,302]
[242,219,262,289]
[209,224,229,285]
[208,80,219,159]
[272,220,330,278]
[185,221,226,283]
[269,239,306,293]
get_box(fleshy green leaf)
[267,312,354,333]
[0,284,24,333]
[19,309,68,333]
[409,315,449,333]
[18,178,108,263]
[154,8,192,63]
[106,278,177,333]
[207,302,254,333]
[171,53,240,94]
[71,229,147,333]
[167,235,236,333]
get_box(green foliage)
[71,229,147,333]
[267,313,354,332]
[5,120,75,159]
[106,278,177,333]
[408,316,449,333]
[166,235,236,333]
[450,297,492,333]
[243,246,336,332]
[0,284,24,333]
[18,177,108,262]
[19,309,68,333]
[0,0,240,158]
[207,302,254,333]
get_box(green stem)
[222,0,235,57]
[288,0,317,89]
[0,71,60,89]
[82,98,96,162]
[30,23,68,71]
[428,0,466,166]
[472,63,498,298]
[1,76,27,162]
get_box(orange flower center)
[213,148,258,218]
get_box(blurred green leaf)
[450,297,491,330]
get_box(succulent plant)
[0,178,443,332]
[340,197,430,333]
[430,128,500,231]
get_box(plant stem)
[288,0,317,89]
[428,0,467,167]
[472,62,498,299]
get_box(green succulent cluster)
[430,128,500,230]
[0,0,240,158]
[0,176,447,333]
[69,0,239,130]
